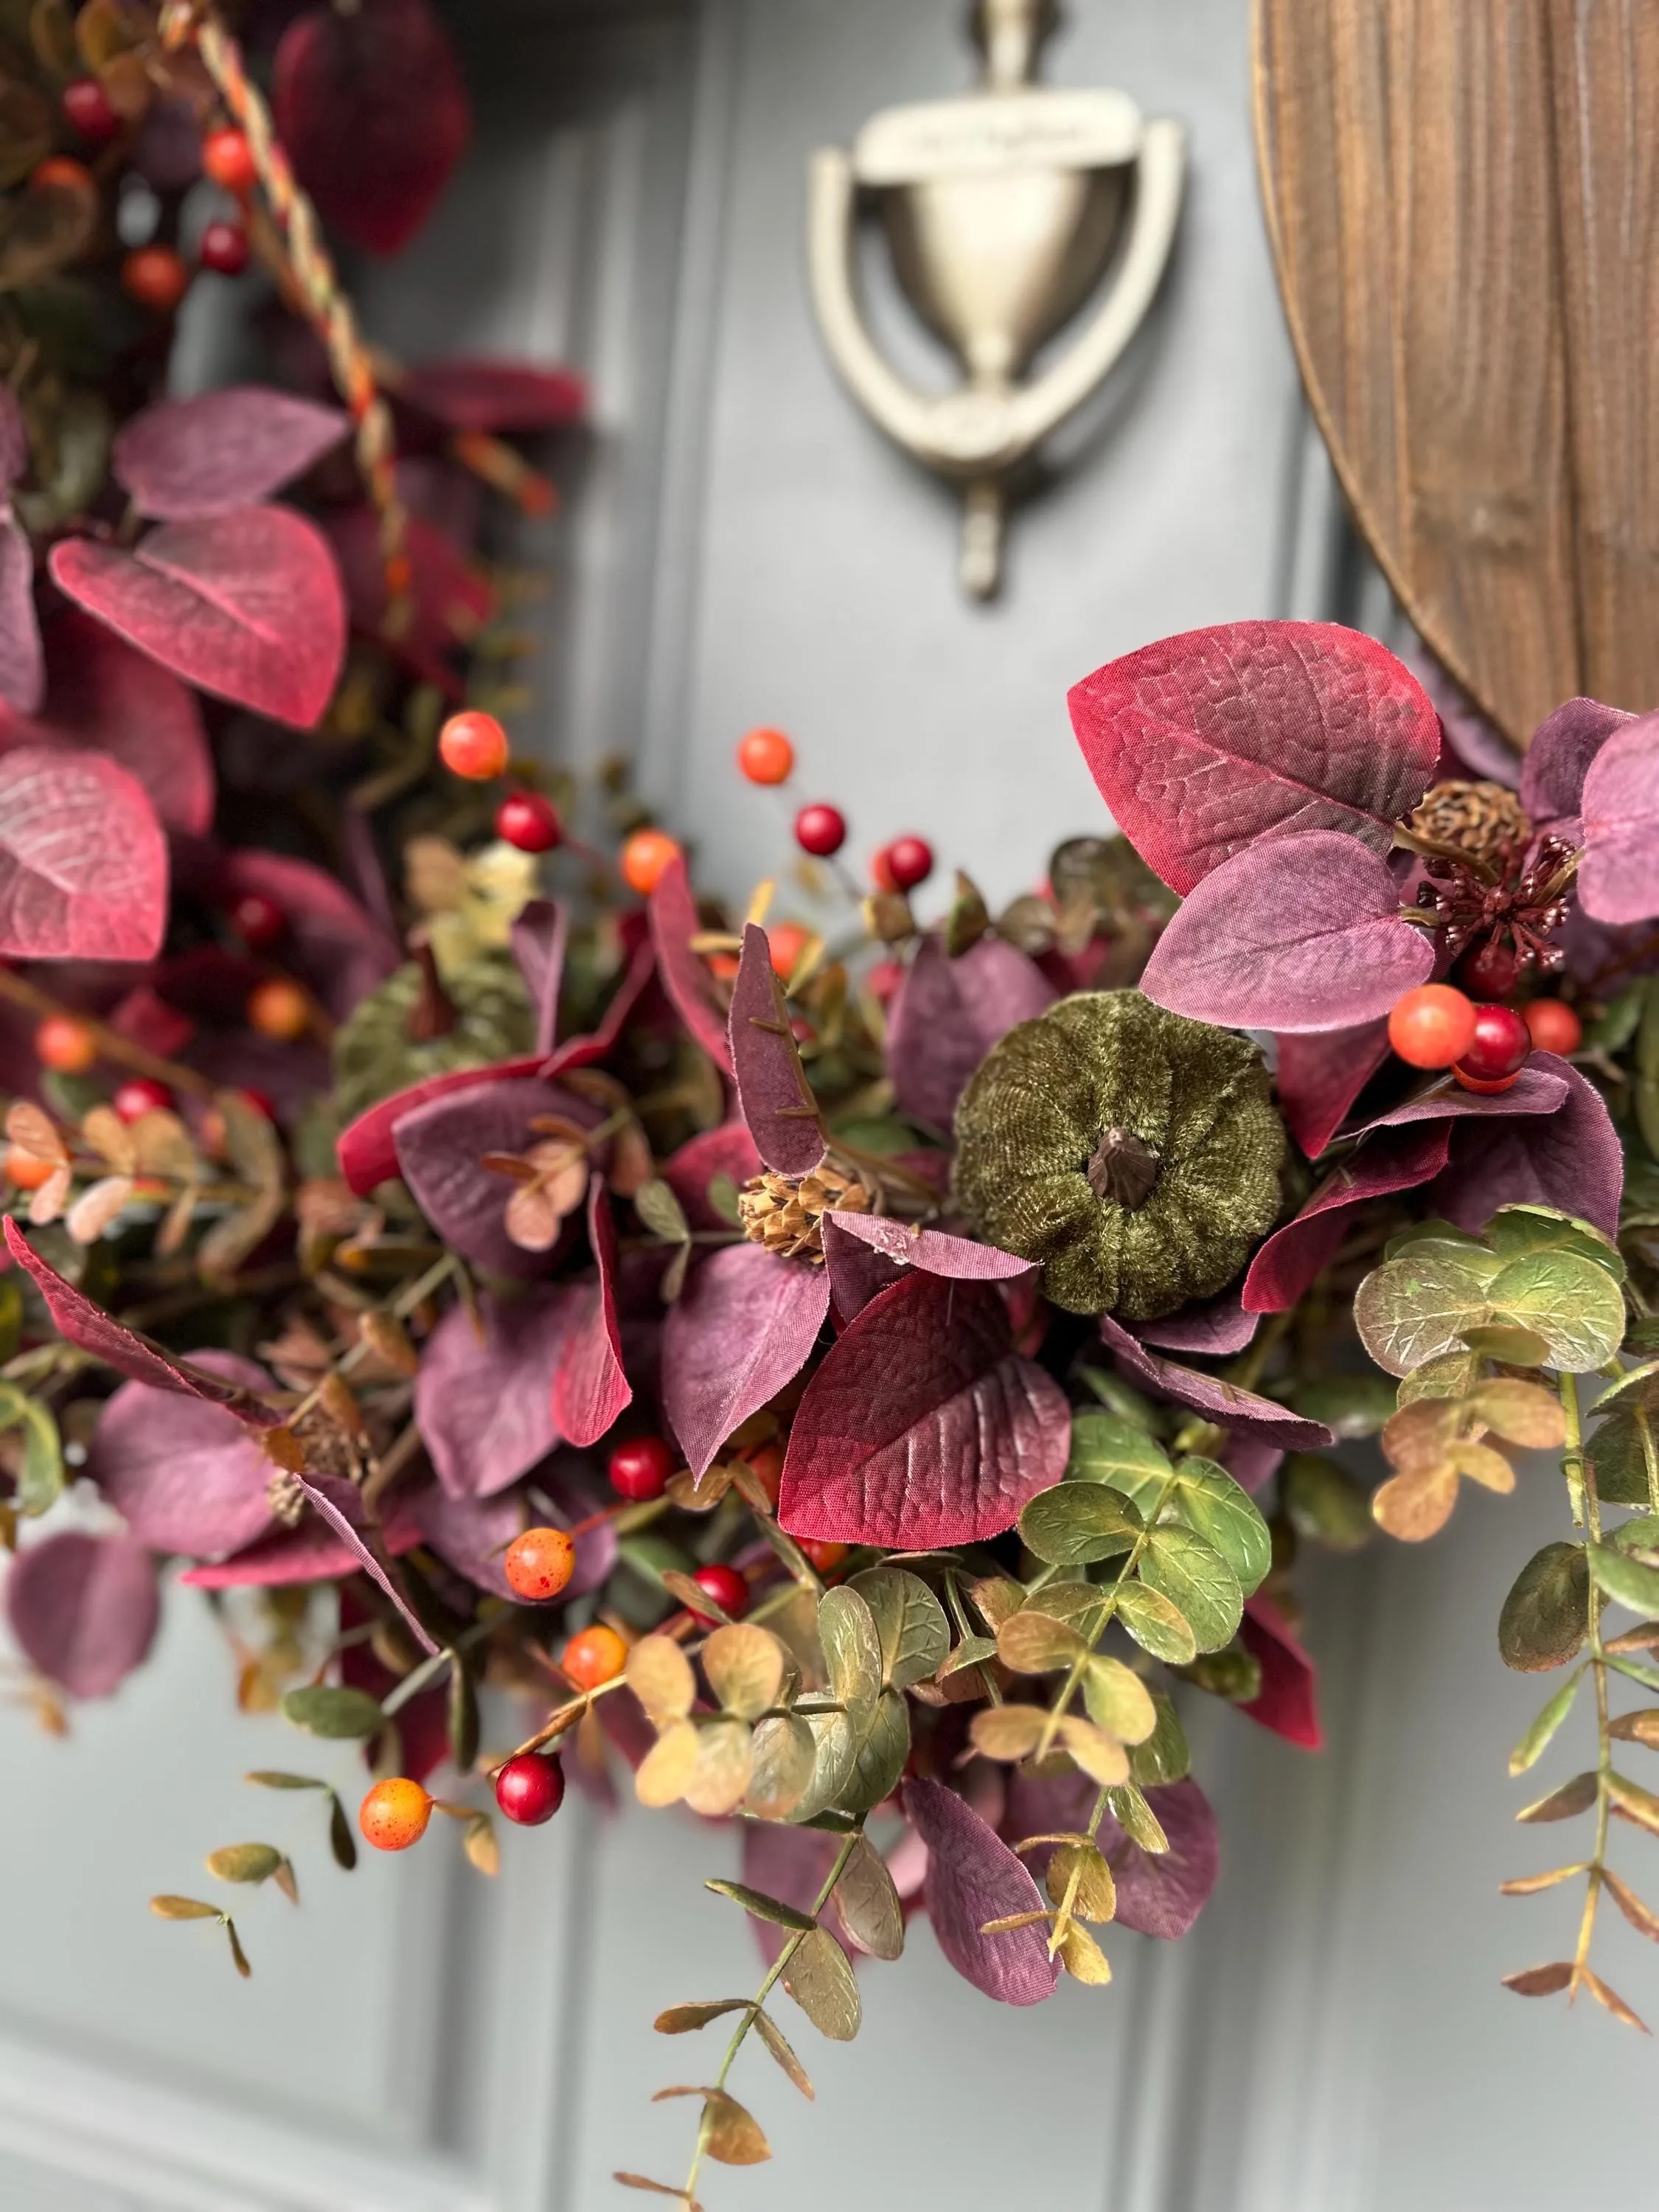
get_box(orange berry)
[6,1145,57,1192]
[741,1442,785,1509]
[737,726,795,785]
[621,829,681,897]
[768,923,809,980]
[30,156,94,195]
[246,978,310,1042]
[1523,998,1582,1056]
[801,1539,848,1573]
[35,1014,97,1075]
[1386,984,1477,1071]
[359,1776,432,1851]
[504,1525,577,1603]
[122,245,191,313]
[438,709,509,780]
[562,1623,628,1691]
[201,126,257,195]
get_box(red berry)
[360,1776,431,1851]
[562,1623,628,1691]
[686,1562,749,1624]
[229,890,286,950]
[1386,984,1477,1071]
[201,127,257,195]
[438,710,509,780]
[62,77,119,145]
[1453,1065,1521,1095]
[1456,935,1522,1000]
[122,245,190,313]
[494,1750,566,1826]
[768,922,810,979]
[113,1078,173,1123]
[504,1526,576,1602]
[1454,1001,1531,1084]
[740,1442,784,1509]
[237,1088,277,1122]
[198,218,248,276]
[794,803,846,858]
[876,836,933,894]
[737,726,795,785]
[621,830,681,896]
[495,790,563,853]
[246,978,310,1042]
[1523,998,1582,1056]
[801,1539,848,1573]
[35,1015,97,1075]
[609,1435,675,1502]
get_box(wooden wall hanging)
[1253,0,1659,748]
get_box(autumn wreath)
[3,4,1659,2203]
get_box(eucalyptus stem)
[1562,1372,1612,1992]
[1636,1403,1659,1520]
[1037,1466,1179,1758]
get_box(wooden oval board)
[1253,0,1659,746]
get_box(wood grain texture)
[1254,0,1659,744]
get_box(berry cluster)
[1387,984,1581,1091]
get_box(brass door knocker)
[808,0,1185,597]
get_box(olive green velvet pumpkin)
[951,990,1286,1319]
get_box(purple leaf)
[728,922,825,1177]
[888,935,1056,1133]
[1433,1054,1623,1238]
[512,898,568,1057]
[1099,1313,1332,1448]
[49,506,347,728]
[325,508,493,670]
[1579,712,1659,924]
[1100,1778,1220,1938]
[821,1215,905,1326]
[742,1822,849,1969]
[1274,1019,1391,1158]
[661,1119,762,1234]
[647,852,734,1074]
[778,1274,1068,1547]
[86,1353,279,1554]
[394,1075,599,1278]
[539,936,658,1082]
[7,1532,160,1700]
[552,1181,633,1448]
[295,1473,440,1655]
[336,1054,546,1197]
[393,359,586,433]
[1354,1060,1567,1135]
[1139,832,1436,1032]
[414,1288,574,1500]
[823,1209,1034,1282]
[1068,621,1440,894]
[4,1221,281,1421]
[179,1489,425,1590]
[0,510,42,714]
[0,746,167,961]
[662,1242,830,1478]
[1222,1431,1284,1494]
[1520,698,1630,826]
[1132,1290,1261,1356]
[413,1477,615,1603]
[112,387,351,521]
[1411,644,1520,787]
[1242,1121,1452,1312]
[217,848,399,1020]
[1239,1596,1322,1749]
[907,1777,1060,2005]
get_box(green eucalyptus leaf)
[782,1925,860,2041]
[205,1843,283,1885]
[1593,1363,1659,1417]
[633,1177,691,1243]
[1281,1453,1374,1551]
[1082,1654,1157,1745]
[705,1879,815,1933]
[1066,1409,1171,1491]
[1114,1581,1197,1666]
[1397,1349,1484,1405]
[1486,1251,1627,1374]
[1489,1205,1627,1282]
[998,1609,1089,1674]
[1458,1324,1551,1366]
[0,1383,63,1517]
[1105,1781,1169,1854]
[1381,1220,1500,1267]
[281,1685,385,1739]
[1138,1526,1242,1653]
[1076,1368,1162,1433]
[1509,1667,1585,1776]
[1353,1251,1495,1378]
[818,1586,883,1708]
[787,1708,858,1825]
[832,1834,905,1961]
[848,1567,948,1690]
[1498,1543,1590,1672]
[1169,1458,1271,1596]
[1287,1374,1397,1439]
[1019,1481,1144,1567]
[1180,1646,1263,1701]
[836,1688,910,1814]
[1589,1543,1659,1615]
[1587,1411,1658,1509]
[1127,1692,1191,1787]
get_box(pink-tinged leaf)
[1140,832,1436,1033]
[888,935,1057,1134]
[324,508,493,671]
[394,358,587,433]
[274,0,469,257]
[0,510,42,713]
[662,1242,830,1477]
[295,1472,439,1655]
[1433,1054,1623,1238]
[49,506,346,728]
[336,1055,546,1196]
[424,1464,614,1602]
[821,1214,905,1326]
[1274,1019,1391,1158]
[7,1532,160,1700]
[728,922,826,1177]
[0,747,167,961]
[512,899,568,1057]
[1411,644,1520,787]
[414,1287,574,1499]
[647,852,734,1075]
[1520,698,1630,826]
[180,1488,425,1590]
[1132,1290,1261,1357]
[0,390,25,488]
[661,1119,762,1234]
[0,610,214,835]
[907,1777,1060,2005]
[86,1352,278,1555]
[109,985,195,1061]
[1100,1778,1220,1938]
[1579,712,1659,924]
[1354,1061,1568,1135]
[1242,1121,1451,1312]
[824,1209,1034,1282]
[778,1274,1068,1547]
[552,1182,632,1449]
[111,387,351,521]
[394,1075,599,1278]
[1222,1431,1283,1495]
[1068,621,1440,894]
[1098,1313,1332,1448]
[539,936,658,1082]
[4,1220,280,1422]
[1239,1595,1322,1749]
[217,849,399,1020]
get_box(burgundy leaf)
[1579,712,1659,924]
[662,1242,830,1477]
[394,359,586,433]
[1140,832,1436,1032]
[1068,621,1440,894]
[4,1220,280,1421]
[180,1489,425,1590]
[293,1472,439,1655]
[335,1054,546,1197]
[1432,1054,1623,1238]
[539,936,658,1082]
[821,1214,905,1327]
[1274,1019,1391,1158]
[111,387,350,521]
[1099,1777,1220,1938]
[661,1119,762,1234]
[414,1287,574,1499]
[0,509,42,713]
[86,1352,279,1555]
[647,852,734,1074]
[109,984,195,1061]
[1354,1061,1567,1134]
[728,922,825,1176]
[413,1479,612,1602]
[324,508,493,669]
[907,1777,1060,2005]
[1098,1314,1332,1448]
[512,898,568,1057]
[1239,1596,1322,1750]
[0,747,167,961]
[1411,644,1520,787]
[1520,698,1630,826]
[1132,1290,1261,1356]
[394,1074,599,1278]
[1242,1121,1452,1312]
[887,934,1057,1133]
[552,1182,633,1448]
[274,0,469,256]
[7,1531,160,1700]
[823,1209,1034,1282]
[50,506,347,728]
[217,848,399,1020]
[778,1273,1068,1547]
[0,389,26,488]
[1222,1431,1284,1494]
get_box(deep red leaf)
[112,386,350,521]
[86,1352,279,1555]
[1131,1290,1261,1357]
[661,1242,830,1477]
[324,507,493,667]
[728,922,825,1176]
[0,509,42,714]
[394,1074,601,1278]
[661,1119,762,1234]
[1273,1019,1392,1158]
[1579,712,1659,924]
[647,852,733,1074]
[181,1488,425,1590]
[539,936,658,1081]
[336,1054,544,1196]
[1242,1121,1451,1312]
[394,358,586,432]
[413,1477,613,1602]
[1433,1054,1623,1238]
[907,1778,1060,2005]
[217,848,399,1020]
[824,1210,1034,1285]
[1239,1595,1323,1750]
[887,935,1056,1134]
[511,898,568,1058]
[0,746,167,961]
[7,1531,160,1700]
[414,1287,574,1499]
[1412,644,1521,787]
[1353,1061,1567,1135]
[1520,697,1630,826]
[1098,1313,1332,1448]
[296,1472,439,1655]
[552,1181,633,1448]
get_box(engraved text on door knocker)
[807,0,1185,597]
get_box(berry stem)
[0,966,216,1096]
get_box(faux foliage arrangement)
[4,4,1659,2203]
